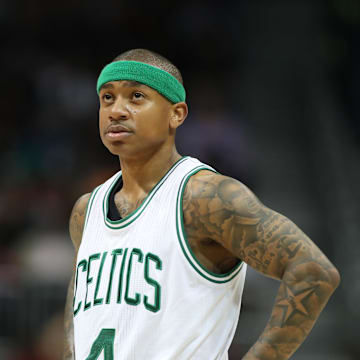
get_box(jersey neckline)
[103,156,189,230]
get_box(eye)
[133,92,145,100]
[101,93,113,102]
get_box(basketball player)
[63,49,340,360]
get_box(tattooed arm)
[63,193,91,360]
[183,171,340,360]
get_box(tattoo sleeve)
[63,271,75,360]
[184,173,340,360]
[63,193,90,360]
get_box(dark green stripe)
[84,185,101,231]
[176,166,244,283]
[103,156,189,229]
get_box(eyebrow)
[99,81,146,92]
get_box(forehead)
[99,80,152,92]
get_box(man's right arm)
[63,193,91,360]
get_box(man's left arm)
[186,173,340,360]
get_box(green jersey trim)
[176,166,244,284]
[83,185,101,233]
[103,156,189,230]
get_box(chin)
[100,139,121,154]
[105,142,139,159]
[106,144,125,156]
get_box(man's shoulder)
[184,170,250,200]
[183,169,262,233]
[69,193,92,250]
[73,193,92,213]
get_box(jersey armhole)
[83,185,102,234]
[175,166,245,284]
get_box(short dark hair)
[113,49,183,85]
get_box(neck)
[118,144,182,198]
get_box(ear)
[169,102,188,130]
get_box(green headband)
[96,60,186,103]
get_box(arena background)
[0,0,359,359]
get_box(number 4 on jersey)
[86,328,115,360]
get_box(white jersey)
[73,156,247,360]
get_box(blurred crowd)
[0,0,359,359]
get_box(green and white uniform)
[73,157,247,360]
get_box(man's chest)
[114,192,146,219]
[112,185,239,275]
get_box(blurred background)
[0,0,359,359]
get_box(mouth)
[105,125,133,140]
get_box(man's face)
[98,80,173,158]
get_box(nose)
[109,97,130,121]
